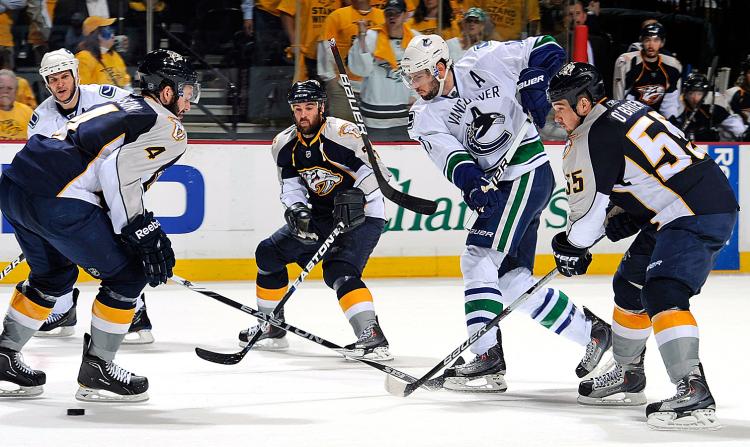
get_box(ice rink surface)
[1,275,749,447]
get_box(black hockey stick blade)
[328,38,437,216]
[192,222,347,365]
[385,268,559,397]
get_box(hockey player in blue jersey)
[548,62,738,430]
[0,49,199,402]
[399,34,613,392]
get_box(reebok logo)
[518,75,544,89]
[135,220,161,239]
[647,260,662,271]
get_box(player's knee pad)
[322,260,359,290]
[460,245,504,286]
[99,258,149,299]
[257,268,288,290]
[641,278,693,317]
[255,237,286,273]
[613,270,644,311]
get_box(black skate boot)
[35,289,78,338]
[443,330,506,392]
[0,347,46,398]
[238,307,288,351]
[76,333,149,402]
[342,321,392,361]
[646,364,720,431]
[123,294,154,344]
[578,348,646,406]
[576,307,614,379]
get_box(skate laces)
[12,353,34,375]
[593,365,623,388]
[105,362,132,384]
[660,378,690,403]
[357,323,377,343]
[45,313,64,324]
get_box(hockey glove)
[605,210,640,242]
[120,211,175,287]
[517,67,550,129]
[284,202,318,244]
[333,188,366,231]
[551,232,592,277]
[463,175,500,215]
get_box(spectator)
[0,58,37,109]
[349,0,418,136]
[0,1,28,69]
[446,7,488,63]
[0,69,34,140]
[671,73,747,142]
[27,0,56,63]
[242,0,290,66]
[406,0,460,39]
[726,55,750,124]
[464,0,540,41]
[75,16,132,89]
[64,12,85,53]
[319,0,384,120]
[277,0,343,81]
[613,22,682,119]
[555,0,607,66]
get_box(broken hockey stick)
[385,267,559,397]
[0,253,25,281]
[194,221,347,365]
[174,274,440,390]
[328,38,438,216]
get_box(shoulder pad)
[322,118,364,150]
[271,125,297,161]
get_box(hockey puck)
[67,408,85,416]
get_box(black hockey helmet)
[548,62,606,108]
[684,73,710,93]
[288,79,327,106]
[640,22,666,40]
[138,49,200,103]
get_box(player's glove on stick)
[121,211,175,287]
[463,175,500,215]
[285,202,319,244]
[333,188,366,231]
[605,210,640,242]
[517,67,550,129]
[552,232,592,277]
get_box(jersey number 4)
[626,111,706,182]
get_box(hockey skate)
[443,331,507,393]
[35,289,78,338]
[576,307,614,379]
[123,295,154,344]
[646,364,721,431]
[76,333,149,402]
[0,347,45,398]
[578,349,646,406]
[238,307,289,351]
[342,321,392,361]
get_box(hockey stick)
[0,253,25,281]
[173,274,440,390]
[194,221,347,365]
[328,38,438,216]
[385,267,559,397]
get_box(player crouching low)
[238,80,392,361]
[548,62,738,430]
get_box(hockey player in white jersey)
[28,49,155,344]
[400,35,613,392]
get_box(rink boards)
[0,140,745,281]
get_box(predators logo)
[299,167,344,196]
[635,84,666,106]
[338,122,361,138]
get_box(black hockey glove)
[605,211,640,242]
[120,211,175,287]
[463,175,500,215]
[551,232,592,277]
[284,202,318,244]
[333,188,366,231]
[517,67,550,129]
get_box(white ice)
[1,275,749,447]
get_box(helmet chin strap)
[49,83,79,107]
[435,63,453,97]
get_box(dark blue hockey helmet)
[640,22,666,41]
[138,49,200,103]
[548,62,606,107]
[288,80,327,106]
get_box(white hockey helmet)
[39,49,80,104]
[400,34,453,95]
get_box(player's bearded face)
[641,36,662,58]
[47,71,76,103]
[165,84,194,120]
[293,102,323,134]
[404,69,440,100]
[552,100,582,133]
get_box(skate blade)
[577,391,646,406]
[443,374,507,393]
[238,337,290,351]
[122,330,155,345]
[343,347,393,362]
[647,409,721,431]
[75,386,149,403]
[34,326,75,338]
[0,382,43,398]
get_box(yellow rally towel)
[371,24,416,70]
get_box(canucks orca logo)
[465,106,512,155]
[299,167,344,196]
